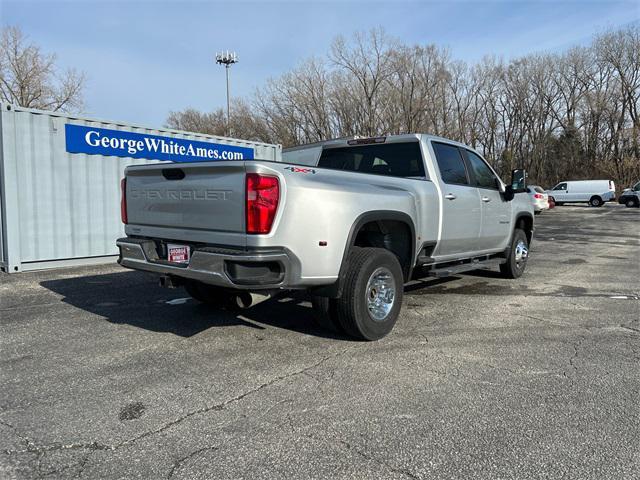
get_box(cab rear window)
[318,142,426,179]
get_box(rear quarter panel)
[246,162,439,283]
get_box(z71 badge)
[284,166,316,174]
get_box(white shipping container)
[0,103,282,273]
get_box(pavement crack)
[167,446,218,479]
[569,344,579,373]
[563,337,585,385]
[1,419,111,480]
[620,324,640,334]
[336,438,421,479]
[73,453,92,479]
[116,351,344,449]
[3,440,114,456]
[0,418,33,451]
[0,420,109,458]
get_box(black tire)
[334,247,404,341]
[589,196,603,207]
[500,229,529,279]
[625,198,639,208]
[184,280,232,306]
[310,296,344,334]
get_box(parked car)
[546,180,616,207]
[618,181,640,208]
[527,185,549,213]
[117,134,534,341]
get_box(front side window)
[465,150,499,190]
[633,181,640,192]
[317,142,425,179]
[432,142,469,185]
[553,183,567,191]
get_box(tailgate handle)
[162,168,185,180]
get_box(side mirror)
[511,169,527,192]
[503,185,515,201]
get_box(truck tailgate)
[125,162,246,246]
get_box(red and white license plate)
[167,244,190,264]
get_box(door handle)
[482,196,491,202]
[444,193,457,200]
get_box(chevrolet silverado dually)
[117,134,534,340]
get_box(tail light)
[534,193,543,199]
[246,173,279,234]
[120,178,128,224]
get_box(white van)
[546,180,616,207]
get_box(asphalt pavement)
[1,204,639,480]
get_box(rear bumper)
[532,200,549,211]
[117,237,299,290]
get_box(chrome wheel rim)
[514,240,528,268]
[366,267,396,321]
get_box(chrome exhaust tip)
[234,292,272,309]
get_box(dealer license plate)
[167,244,190,264]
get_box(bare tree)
[168,25,639,188]
[329,28,397,136]
[167,100,271,143]
[0,26,85,112]
[166,108,227,136]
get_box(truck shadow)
[40,270,344,339]
[40,270,512,340]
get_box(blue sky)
[2,0,638,127]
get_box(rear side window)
[465,150,499,190]
[432,142,469,185]
[317,142,425,179]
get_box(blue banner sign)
[65,124,254,162]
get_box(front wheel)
[335,247,404,341]
[625,198,639,208]
[500,229,529,279]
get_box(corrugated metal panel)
[0,103,282,272]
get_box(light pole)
[215,51,238,136]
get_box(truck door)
[550,182,568,202]
[430,142,481,257]
[463,149,511,251]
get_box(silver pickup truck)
[117,134,534,340]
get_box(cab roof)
[283,134,471,152]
